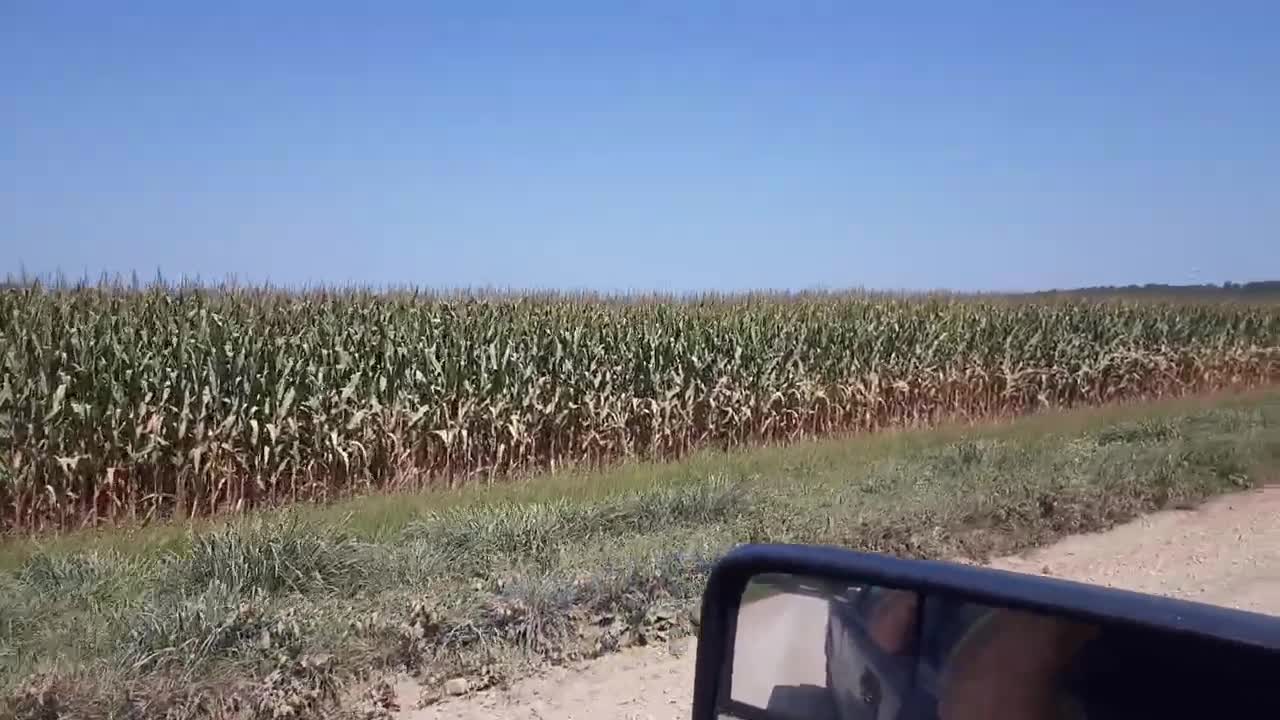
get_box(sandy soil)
[400,487,1280,720]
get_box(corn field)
[3,285,1280,531]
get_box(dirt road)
[727,583,830,712]
[403,487,1280,720]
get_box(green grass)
[3,388,1279,719]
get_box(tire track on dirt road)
[402,487,1280,720]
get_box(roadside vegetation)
[4,389,1278,719]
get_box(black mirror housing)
[693,544,1280,720]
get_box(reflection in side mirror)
[727,574,852,718]
[726,574,1100,720]
[696,548,1280,720]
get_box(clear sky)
[3,2,1278,292]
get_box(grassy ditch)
[3,390,1279,719]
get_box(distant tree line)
[1031,281,1280,299]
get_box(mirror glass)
[719,572,1272,720]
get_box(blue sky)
[3,2,1278,292]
